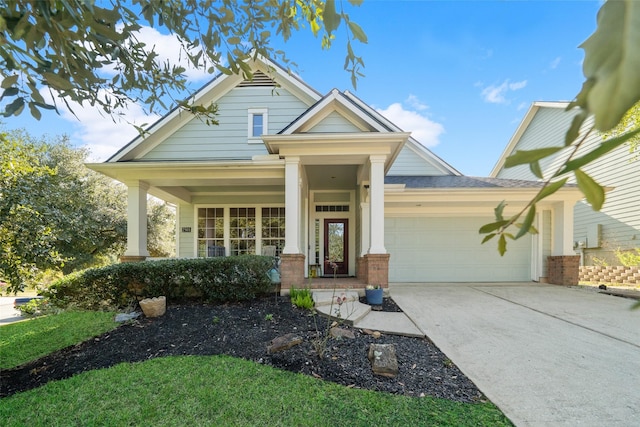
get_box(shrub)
[289,286,314,310]
[45,256,274,310]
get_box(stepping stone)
[368,343,398,378]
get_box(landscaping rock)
[330,327,355,339]
[368,343,398,378]
[267,333,303,354]
[115,312,141,322]
[139,296,166,318]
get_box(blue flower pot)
[365,288,383,305]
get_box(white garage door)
[386,217,532,282]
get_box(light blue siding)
[177,203,195,257]
[388,144,451,176]
[308,111,363,133]
[495,108,579,180]
[141,87,311,161]
[496,106,640,264]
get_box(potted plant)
[365,285,383,305]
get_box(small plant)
[264,313,274,321]
[615,248,640,267]
[16,298,61,317]
[289,286,314,310]
[366,284,380,290]
[212,316,220,324]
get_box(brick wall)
[358,254,390,288]
[579,266,640,285]
[547,255,580,286]
[279,254,306,291]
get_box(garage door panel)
[386,217,531,282]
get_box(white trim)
[192,203,285,257]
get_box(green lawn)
[0,310,118,369]
[0,311,513,426]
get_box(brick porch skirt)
[356,254,390,288]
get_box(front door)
[324,219,348,276]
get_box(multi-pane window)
[230,208,256,255]
[197,208,224,257]
[261,207,285,256]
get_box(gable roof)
[489,101,570,177]
[107,56,322,162]
[385,175,551,189]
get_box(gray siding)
[388,144,450,176]
[308,111,363,133]
[141,87,311,161]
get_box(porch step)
[312,291,426,338]
[313,291,370,326]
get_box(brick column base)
[120,255,147,263]
[280,253,306,291]
[547,255,580,286]
[357,254,390,288]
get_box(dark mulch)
[1,296,485,402]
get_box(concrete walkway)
[391,282,640,427]
[313,290,424,337]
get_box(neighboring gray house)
[491,101,640,266]
[89,58,582,289]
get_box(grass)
[0,311,118,369]
[0,356,512,426]
[0,310,513,426]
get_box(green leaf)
[323,0,341,34]
[481,233,496,244]
[564,107,589,145]
[28,102,42,120]
[532,178,568,204]
[1,74,19,89]
[478,220,509,235]
[494,200,506,221]
[574,169,605,211]
[558,127,640,175]
[348,21,367,43]
[504,147,563,168]
[498,234,507,256]
[1,87,19,100]
[578,0,640,131]
[515,205,536,240]
[43,72,74,91]
[529,161,543,179]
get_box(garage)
[386,216,532,282]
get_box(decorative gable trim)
[238,70,276,87]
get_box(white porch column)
[283,156,301,254]
[124,181,150,257]
[368,155,386,254]
[360,201,370,257]
[552,200,574,255]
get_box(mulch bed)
[1,296,485,402]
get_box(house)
[491,101,640,269]
[88,57,583,289]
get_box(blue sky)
[3,0,602,176]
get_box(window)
[248,108,268,141]
[197,208,224,257]
[261,207,285,256]
[230,208,256,255]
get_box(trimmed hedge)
[45,256,275,310]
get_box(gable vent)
[239,71,276,87]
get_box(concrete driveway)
[390,282,640,427]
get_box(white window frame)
[248,108,268,143]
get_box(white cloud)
[376,96,445,148]
[480,79,527,104]
[549,57,561,70]
[43,89,159,161]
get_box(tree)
[0,131,63,293]
[0,130,176,293]
[481,0,640,255]
[0,0,366,122]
